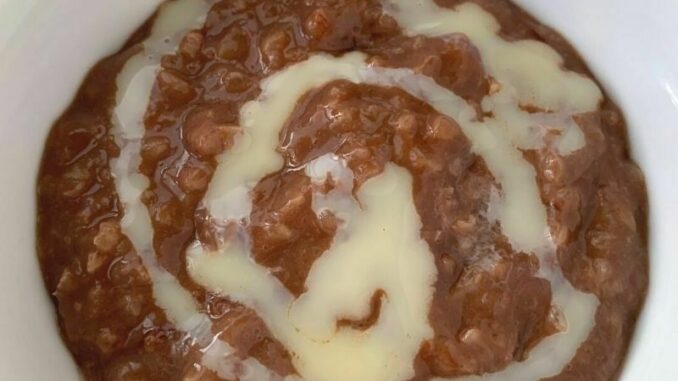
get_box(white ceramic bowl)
[0,1,676,380]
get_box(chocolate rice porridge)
[36,1,648,380]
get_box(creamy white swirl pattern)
[110,1,603,380]
[110,1,279,379]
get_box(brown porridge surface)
[36,1,648,380]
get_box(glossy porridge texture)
[36,0,648,380]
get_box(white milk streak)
[382,1,601,380]
[111,0,212,336]
[190,163,436,381]
[204,54,364,221]
[109,1,276,379]
[384,0,603,252]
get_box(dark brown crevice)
[337,290,386,331]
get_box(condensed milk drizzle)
[109,1,603,380]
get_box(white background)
[0,1,676,380]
